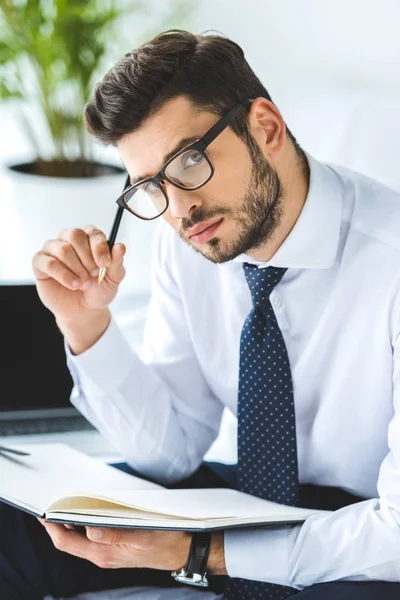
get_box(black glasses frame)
[116,99,253,221]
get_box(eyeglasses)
[115,100,252,220]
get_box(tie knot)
[243,263,287,307]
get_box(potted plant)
[0,0,192,281]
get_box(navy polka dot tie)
[225,263,299,599]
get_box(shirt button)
[274,297,283,308]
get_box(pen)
[0,445,30,456]
[98,174,130,284]
[97,205,125,284]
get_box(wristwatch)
[171,531,212,587]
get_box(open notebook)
[0,443,329,531]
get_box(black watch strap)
[171,531,211,587]
[187,531,211,577]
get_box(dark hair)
[84,29,303,158]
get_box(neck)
[246,149,310,262]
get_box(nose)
[164,181,203,220]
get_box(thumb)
[111,243,126,263]
[86,526,131,544]
[105,243,126,284]
[86,526,151,547]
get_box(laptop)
[0,283,118,458]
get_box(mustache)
[180,206,232,235]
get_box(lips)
[189,218,223,244]
[187,218,222,237]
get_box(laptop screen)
[0,284,73,413]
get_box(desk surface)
[1,429,120,461]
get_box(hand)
[39,521,227,574]
[32,225,126,325]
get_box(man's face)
[118,96,284,264]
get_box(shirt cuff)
[65,316,134,394]
[224,524,300,587]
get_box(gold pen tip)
[98,268,107,284]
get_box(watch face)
[171,569,209,588]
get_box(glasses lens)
[124,181,167,219]
[165,148,212,189]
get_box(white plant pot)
[0,163,159,347]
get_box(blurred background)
[0,0,399,462]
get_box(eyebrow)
[129,135,200,186]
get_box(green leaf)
[0,0,194,164]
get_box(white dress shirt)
[66,153,400,590]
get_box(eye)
[141,181,159,195]
[181,150,205,169]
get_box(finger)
[104,244,127,285]
[82,225,111,269]
[37,517,81,535]
[43,522,119,568]
[111,243,126,263]
[41,239,92,288]
[58,228,100,278]
[32,251,85,291]
[43,522,94,557]
[38,518,77,532]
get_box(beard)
[179,138,285,264]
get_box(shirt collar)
[234,152,343,270]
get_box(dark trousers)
[1,461,399,600]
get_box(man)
[2,28,400,600]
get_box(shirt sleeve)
[224,290,400,588]
[66,222,224,485]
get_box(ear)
[247,97,286,157]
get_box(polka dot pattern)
[224,263,299,600]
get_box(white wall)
[195,0,400,93]
[192,0,400,183]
